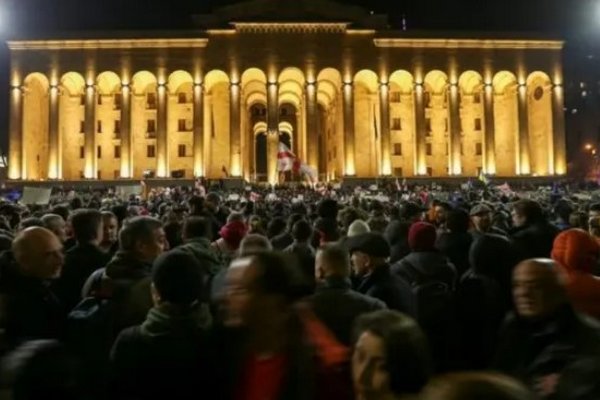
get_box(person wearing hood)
[211,213,247,267]
[385,202,427,264]
[436,209,473,278]
[551,228,600,320]
[110,249,212,400]
[456,234,518,369]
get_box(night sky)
[0,0,598,151]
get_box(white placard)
[21,187,52,205]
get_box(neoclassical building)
[6,0,566,184]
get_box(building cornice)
[7,38,209,51]
[232,22,349,33]
[374,38,564,50]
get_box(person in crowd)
[0,340,83,400]
[421,372,534,400]
[339,207,368,236]
[271,213,304,250]
[163,220,182,250]
[214,251,353,400]
[205,192,229,228]
[436,209,473,278]
[82,216,166,330]
[385,202,426,264]
[352,310,432,400]
[456,234,517,369]
[588,216,600,245]
[17,217,44,232]
[551,228,600,320]
[510,199,559,260]
[284,219,316,291]
[239,234,272,256]
[367,201,389,233]
[553,199,573,231]
[494,258,600,399]
[179,216,222,278]
[470,203,506,238]
[311,244,386,345]
[110,249,212,400]
[348,232,414,313]
[312,199,341,247]
[211,212,247,266]
[347,219,370,238]
[99,211,119,256]
[569,211,589,232]
[41,214,68,244]
[247,214,266,236]
[55,209,110,311]
[266,216,287,240]
[0,228,65,350]
[588,202,600,221]
[432,201,452,232]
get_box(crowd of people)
[0,180,599,399]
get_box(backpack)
[401,261,455,328]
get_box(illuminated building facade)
[6,0,566,184]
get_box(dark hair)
[164,221,183,249]
[353,310,432,395]
[512,199,543,224]
[287,213,305,232]
[50,205,70,223]
[70,209,102,243]
[183,217,211,240]
[589,202,600,213]
[317,244,350,276]
[292,219,312,242]
[446,209,470,233]
[19,217,44,230]
[101,211,117,222]
[267,217,287,239]
[249,251,304,304]
[188,196,205,215]
[240,234,272,256]
[110,205,128,227]
[119,216,163,252]
[152,250,204,305]
[318,199,339,219]
[421,372,533,400]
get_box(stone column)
[156,83,168,177]
[120,84,132,178]
[517,84,530,175]
[9,86,23,180]
[414,83,427,175]
[229,82,241,177]
[84,84,96,179]
[448,84,461,175]
[483,84,496,175]
[48,86,60,179]
[193,83,204,177]
[305,82,318,174]
[552,84,566,175]
[342,82,355,176]
[379,82,391,176]
[267,82,279,185]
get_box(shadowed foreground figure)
[421,372,534,400]
[494,258,600,400]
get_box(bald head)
[13,227,64,280]
[512,258,566,320]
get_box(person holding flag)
[277,142,318,184]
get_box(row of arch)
[13,66,561,181]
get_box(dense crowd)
[0,181,600,399]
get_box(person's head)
[182,216,211,241]
[446,209,470,234]
[470,204,493,233]
[511,199,543,228]
[589,202,600,220]
[318,198,339,220]
[287,213,304,233]
[267,217,287,239]
[220,217,248,251]
[589,216,600,238]
[291,219,312,243]
[348,233,391,277]
[407,222,437,252]
[12,227,64,280]
[224,252,302,328]
[41,214,67,244]
[347,219,370,238]
[434,202,451,226]
[352,310,431,399]
[400,202,426,223]
[570,211,589,231]
[551,228,600,274]
[1,340,81,400]
[151,249,204,307]
[69,209,103,245]
[512,258,566,320]
[163,221,182,249]
[421,372,533,400]
[18,217,44,232]
[247,215,263,233]
[49,205,70,224]
[100,211,118,247]
[315,244,350,282]
[188,195,205,216]
[110,204,128,228]
[119,216,166,263]
[239,234,272,256]
[205,192,220,213]
[469,234,518,285]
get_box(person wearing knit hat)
[211,213,248,266]
[347,219,370,238]
[347,233,414,313]
[551,228,600,319]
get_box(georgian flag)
[277,143,318,182]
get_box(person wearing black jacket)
[510,199,559,260]
[0,227,65,351]
[348,232,414,315]
[55,209,111,312]
[110,249,212,400]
